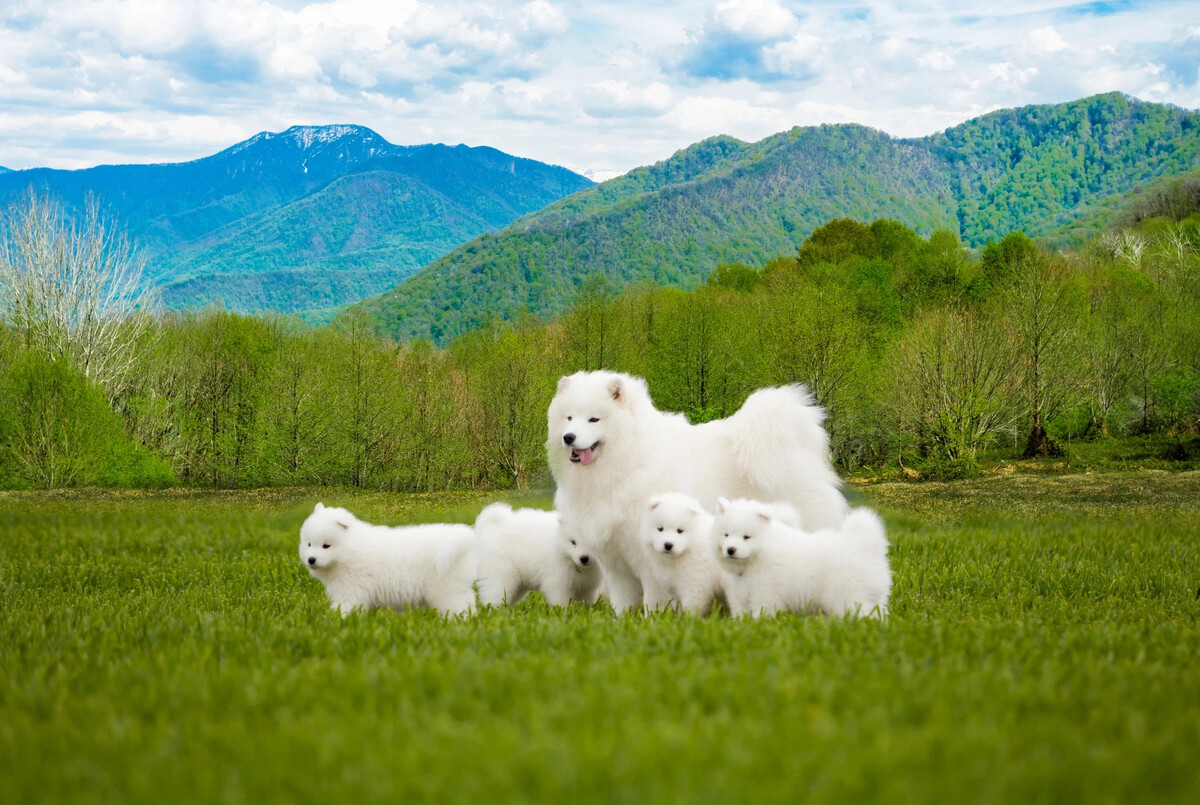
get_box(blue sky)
[0,0,1196,178]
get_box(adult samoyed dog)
[474,502,602,607]
[547,370,846,615]
[715,497,891,619]
[299,502,477,617]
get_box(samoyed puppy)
[299,502,477,617]
[640,493,726,616]
[547,370,846,615]
[474,502,602,607]
[714,497,891,619]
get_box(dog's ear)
[716,497,729,513]
[314,502,325,512]
[557,375,571,394]
[756,511,771,523]
[335,519,350,530]
[608,377,623,403]
[648,495,662,510]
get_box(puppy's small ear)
[756,511,771,523]
[557,375,571,393]
[314,502,325,512]
[648,495,662,510]
[608,377,623,402]
[336,520,350,530]
[716,497,729,513]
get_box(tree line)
[1,195,1198,490]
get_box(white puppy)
[714,497,891,619]
[299,502,477,617]
[474,502,602,607]
[547,370,846,615]
[640,493,726,616]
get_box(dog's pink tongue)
[574,447,595,466]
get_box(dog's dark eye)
[570,539,576,546]
[656,526,663,532]
[676,528,683,534]
[743,535,751,541]
[566,416,573,421]
[322,544,330,549]
[588,417,599,423]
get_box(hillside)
[0,126,593,313]
[355,93,1200,343]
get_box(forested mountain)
[0,126,593,313]
[355,93,1200,343]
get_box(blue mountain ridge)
[0,125,594,313]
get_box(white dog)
[640,493,726,616]
[714,497,891,619]
[474,502,602,607]
[547,370,846,615]
[299,502,477,617]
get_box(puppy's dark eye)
[322,544,330,549]
[570,540,576,546]
[656,526,663,532]
[588,417,599,423]
[567,416,572,421]
[676,528,683,534]
[743,535,751,541]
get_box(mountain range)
[0,126,593,313]
[353,92,1200,344]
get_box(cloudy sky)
[1,0,1197,177]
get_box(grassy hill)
[0,127,593,313]
[354,93,1200,343]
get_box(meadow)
[2,471,1198,803]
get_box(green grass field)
[2,473,1198,803]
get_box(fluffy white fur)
[640,493,726,616]
[299,502,477,617]
[474,503,602,607]
[547,370,846,615]
[714,497,891,619]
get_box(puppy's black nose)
[308,557,316,566]
[563,432,577,445]
[726,547,736,556]
[663,542,674,552]
[579,555,589,565]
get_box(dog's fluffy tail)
[474,502,512,533]
[733,384,831,459]
[840,508,889,558]
[725,386,845,530]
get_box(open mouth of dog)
[568,441,601,465]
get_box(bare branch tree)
[0,190,157,398]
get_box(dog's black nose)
[308,556,316,566]
[663,542,674,552]
[563,432,577,445]
[579,555,589,565]
[726,547,736,556]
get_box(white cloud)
[1027,26,1068,54]
[918,50,955,71]
[762,33,824,75]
